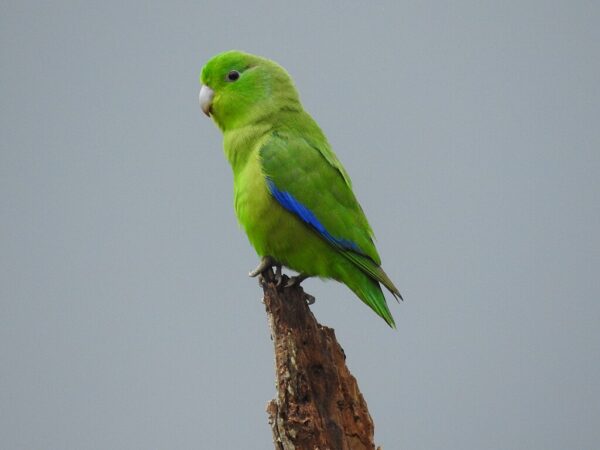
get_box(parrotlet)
[199,51,402,327]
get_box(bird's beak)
[199,85,214,117]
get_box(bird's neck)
[222,123,271,172]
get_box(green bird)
[199,50,402,327]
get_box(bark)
[261,273,381,450]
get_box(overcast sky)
[2,1,599,449]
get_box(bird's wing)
[259,131,401,298]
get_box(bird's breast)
[232,150,280,255]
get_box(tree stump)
[262,273,380,450]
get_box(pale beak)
[199,85,214,117]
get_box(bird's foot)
[249,256,276,278]
[285,273,310,288]
[283,273,314,302]
[274,265,284,287]
[249,256,283,286]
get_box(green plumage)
[200,50,401,327]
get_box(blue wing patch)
[266,178,363,254]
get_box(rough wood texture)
[262,273,380,450]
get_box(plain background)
[2,1,599,449]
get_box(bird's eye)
[226,70,240,82]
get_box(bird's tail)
[342,266,396,328]
[342,251,403,302]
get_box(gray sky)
[2,1,599,449]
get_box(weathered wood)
[262,273,380,450]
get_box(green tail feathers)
[341,251,402,300]
[337,250,402,327]
[343,266,397,328]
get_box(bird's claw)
[304,293,316,305]
[285,273,309,288]
[249,258,310,297]
[274,265,283,287]
[249,256,275,278]
[249,256,285,288]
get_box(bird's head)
[199,50,301,131]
